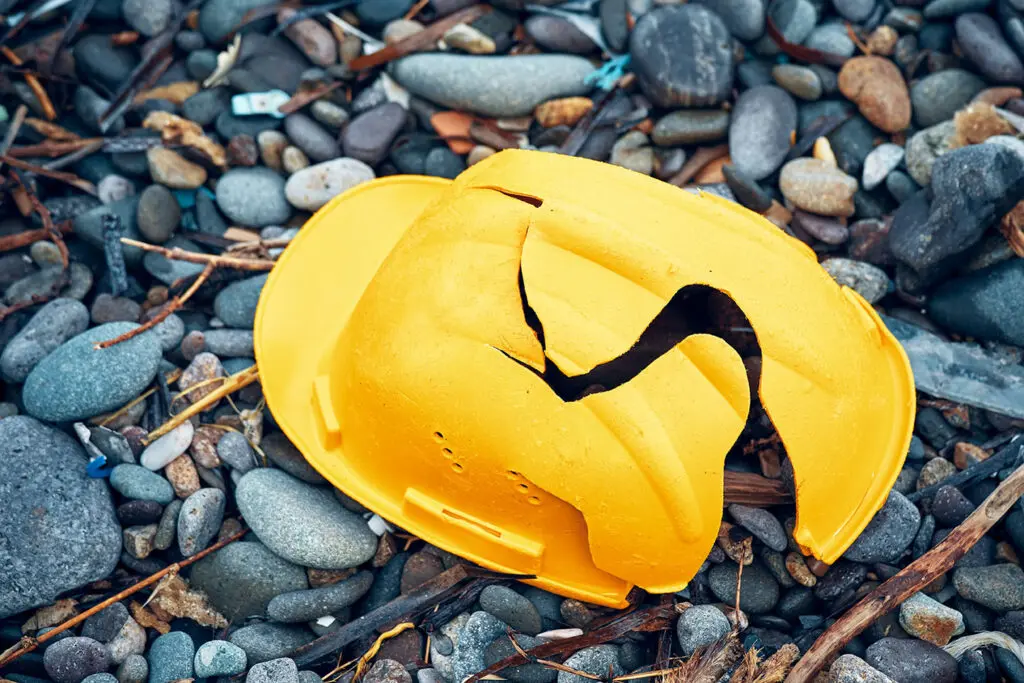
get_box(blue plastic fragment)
[231,90,291,119]
[86,454,114,478]
[173,190,196,209]
[584,54,631,91]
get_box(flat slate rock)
[0,416,121,618]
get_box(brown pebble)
[467,145,496,166]
[997,542,1019,565]
[376,628,424,667]
[694,156,729,184]
[227,134,259,167]
[258,130,289,171]
[717,521,753,565]
[121,425,148,456]
[165,454,201,499]
[917,457,957,490]
[806,557,831,577]
[179,352,226,405]
[952,102,1015,147]
[124,524,158,559]
[763,200,793,226]
[866,26,898,56]
[217,517,244,542]
[779,158,858,217]
[560,599,595,628]
[373,533,398,568]
[190,425,224,469]
[181,330,205,362]
[400,551,445,594]
[972,87,1024,106]
[1002,201,1024,258]
[147,148,207,189]
[308,567,357,587]
[848,218,892,265]
[792,209,850,245]
[785,552,817,587]
[837,56,911,133]
[759,450,782,479]
[146,286,169,308]
[278,7,338,66]
[921,572,947,594]
[953,442,989,469]
[534,97,593,128]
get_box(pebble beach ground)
[1,0,1024,682]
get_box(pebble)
[911,70,986,128]
[285,113,342,163]
[892,144,1024,276]
[282,146,310,173]
[899,592,964,645]
[136,185,179,244]
[194,640,247,678]
[722,165,773,212]
[953,564,1024,611]
[311,100,350,129]
[267,571,375,622]
[557,646,623,683]
[199,0,278,43]
[74,35,138,93]
[141,422,195,471]
[651,110,730,146]
[837,56,911,133]
[284,157,376,211]
[178,488,226,557]
[759,0,817,52]
[695,0,764,41]
[216,430,258,473]
[118,654,148,683]
[216,167,292,228]
[834,0,875,21]
[82,603,129,643]
[931,485,976,527]
[44,637,111,683]
[258,130,289,170]
[729,85,798,180]
[82,674,118,683]
[0,417,121,620]
[122,0,173,36]
[862,143,905,191]
[865,637,958,683]
[110,464,175,504]
[229,623,314,665]
[279,8,337,66]
[479,585,543,635]
[904,121,956,187]
[190,540,309,620]
[236,468,378,568]
[154,498,182,550]
[91,295,141,325]
[357,0,413,25]
[842,491,920,563]
[484,634,554,683]
[247,658,300,683]
[97,175,135,204]
[0,298,89,383]
[928,260,1024,347]
[390,54,594,118]
[524,16,596,54]
[676,605,731,656]
[708,561,779,614]
[446,611,507,682]
[204,329,255,357]
[443,23,496,54]
[148,632,195,683]
[830,655,897,683]
[822,258,892,304]
[179,352,225,405]
[609,131,654,175]
[727,504,787,551]
[955,13,1024,85]
[107,618,145,664]
[424,147,466,178]
[147,148,207,189]
[779,158,858,217]
[342,103,407,166]
[773,64,822,100]
[123,524,158,559]
[804,22,855,57]
[213,274,268,329]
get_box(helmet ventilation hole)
[527,496,541,505]
[506,470,520,480]
[451,462,464,473]
[441,447,453,458]
[517,483,529,493]
[433,432,444,442]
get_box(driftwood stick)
[723,471,790,506]
[0,524,248,668]
[785,454,1024,683]
[120,238,275,270]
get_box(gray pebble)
[804,22,855,57]
[651,110,729,146]
[267,571,375,622]
[81,675,117,683]
[364,659,412,683]
[117,654,148,683]
[676,605,731,656]
[953,564,1024,611]
[865,637,957,683]
[217,430,258,473]
[199,0,277,43]
[189,541,309,621]
[214,274,268,329]
[204,329,255,357]
[154,498,182,550]
[262,431,326,484]
[708,561,779,614]
[727,504,787,551]
[247,658,299,683]
[772,64,822,100]
[830,654,897,683]
[822,258,892,304]
[557,646,623,683]
[483,635,555,683]
[229,623,314,665]
[451,611,509,683]
[478,585,543,635]
[729,85,797,180]
[1,298,89,383]
[216,167,291,228]
[844,490,921,563]
[136,185,179,244]
[81,602,129,643]
[148,632,194,683]
[910,70,985,128]
[178,488,226,557]
[285,113,342,163]
[194,640,247,678]
[862,143,905,191]
[43,637,111,683]
[110,464,175,504]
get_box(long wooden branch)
[785,443,1024,683]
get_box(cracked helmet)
[254,148,915,608]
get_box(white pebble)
[140,421,195,471]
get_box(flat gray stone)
[267,570,375,622]
[1,298,89,383]
[229,623,314,665]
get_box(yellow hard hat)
[253,149,915,608]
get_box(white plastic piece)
[316,615,337,627]
[232,90,291,119]
[534,628,584,643]
[367,513,394,536]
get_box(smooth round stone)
[478,585,543,635]
[737,60,775,88]
[676,605,731,656]
[822,258,891,304]
[928,259,1024,347]
[183,88,231,127]
[652,110,729,145]
[905,120,956,186]
[186,50,218,81]
[342,102,408,166]
[178,488,226,557]
[828,115,879,177]
[282,146,310,173]
[74,34,138,93]
[136,185,179,244]
[911,69,986,128]
[0,417,121,620]
[248,658,301,683]
[203,329,254,357]
[484,634,554,683]
[424,147,466,179]
[709,561,780,614]
[866,637,958,683]
[152,314,185,353]
[118,654,148,683]
[97,174,135,204]
[262,432,325,484]
[284,113,342,163]
[722,165,773,212]
[216,430,258,473]
[214,274,268,328]
[779,157,858,217]
[956,13,1024,85]
[837,56,911,134]
[311,100,350,129]
[229,623,314,665]
[216,111,282,140]
[558,646,623,683]
[198,0,277,43]
[148,631,194,683]
[524,15,597,53]
[236,468,378,568]
[862,143,905,190]
[727,504,787,551]
[23,322,161,423]
[44,637,112,683]
[285,157,376,211]
[123,0,173,36]
[923,0,990,18]
[773,64,822,100]
[792,210,849,244]
[267,571,375,622]
[356,0,414,25]
[630,5,734,108]
[953,564,1024,611]
[804,22,855,57]
[190,541,309,620]
[844,490,920,563]
[834,0,876,21]
[756,0,817,54]
[216,167,291,228]
[279,8,339,66]
[82,674,118,683]
[1,298,89,383]
[729,85,797,180]
[391,54,593,118]
[886,170,919,203]
[176,30,206,51]
[110,465,175,504]
[194,640,247,678]
[693,0,764,40]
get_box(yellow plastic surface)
[254,149,916,608]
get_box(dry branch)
[120,238,275,270]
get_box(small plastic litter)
[231,90,291,119]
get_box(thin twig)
[0,523,248,668]
[785,450,1024,683]
[0,46,56,120]
[7,138,104,158]
[0,220,73,253]
[11,170,69,268]
[2,154,97,194]
[907,434,1022,502]
[44,139,105,171]
[120,238,275,271]
[95,263,214,349]
[0,104,28,175]
[144,365,260,444]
